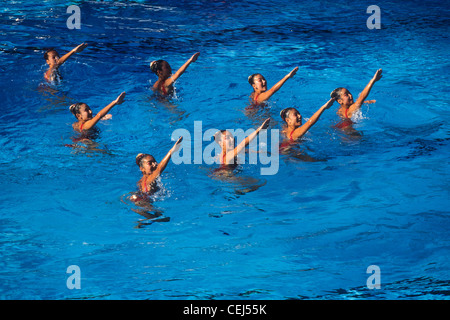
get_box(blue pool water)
[1,0,449,300]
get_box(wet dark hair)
[248,73,262,85]
[280,107,296,123]
[149,60,165,75]
[331,87,345,100]
[44,48,58,60]
[69,102,85,117]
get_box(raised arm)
[57,43,88,66]
[82,92,125,131]
[225,118,270,163]
[165,52,200,87]
[292,98,335,140]
[146,137,183,183]
[349,69,382,114]
[256,67,298,103]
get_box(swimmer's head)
[248,73,267,92]
[69,102,92,121]
[136,153,158,174]
[44,49,60,66]
[214,130,235,150]
[331,87,353,105]
[280,107,302,126]
[150,60,172,78]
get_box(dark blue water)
[0,0,449,299]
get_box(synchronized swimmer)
[214,118,271,167]
[52,46,382,197]
[150,52,200,96]
[135,137,183,195]
[248,67,298,105]
[331,69,382,129]
[280,98,335,147]
[69,92,126,133]
[44,43,88,82]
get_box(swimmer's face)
[45,50,60,66]
[219,131,235,150]
[338,88,353,105]
[76,104,93,121]
[252,74,267,92]
[140,156,158,175]
[158,61,172,79]
[286,109,302,127]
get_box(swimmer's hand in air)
[373,69,383,82]
[288,66,299,79]
[113,92,126,105]
[170,136,183,154]
[258,118,271,131]
[189,52,200,63]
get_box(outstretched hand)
[288,66,299,78]
[259,118,271,130]
[74,43,88,53]
[171,136,183,153]
[190,52,200,63]
[114,92,126,105]
[373,69,383,82]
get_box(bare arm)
[165,52,200,87]
[256,67,298,103]
[146,137,183,185]
[292,98,335,140]
[349,69,382,115]
[225,118,270,163]
[57,43,88,66]
[81,92,125,131]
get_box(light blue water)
[0,0,449,299]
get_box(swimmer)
[331,69,382,121]
[69,92,126,133]
[135,137,183,194]
[280,98,335,142]
[214,118,270,166]
[150,52,200,96]
[248,67,298,105]
[44,43,88,82]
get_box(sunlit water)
[0,0,449,299]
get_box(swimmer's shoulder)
[72,122,82,132]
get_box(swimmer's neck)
[286,124,297,131]
[158,74,172,82]
[338,104,351,113]
[284,124,298,137]
[253,88,265,95]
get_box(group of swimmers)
[44,42,383,198]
